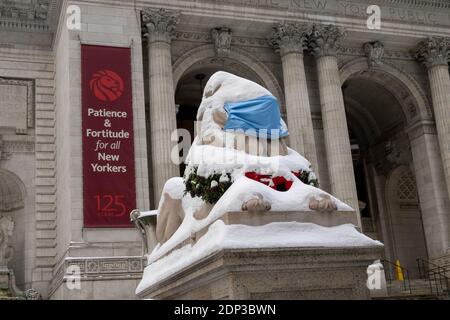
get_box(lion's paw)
[242,193,272,212]
[309,195,338,213]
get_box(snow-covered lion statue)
[154,71,353,247]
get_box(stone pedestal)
[138,246,381,300]
[136,209,382,300]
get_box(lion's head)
[195,71,288,156]
[90,70,124,102]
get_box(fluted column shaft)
[143,8,180,204]
[269,23,318,172]
[414,37,450,209]
[428,66,450,193]
[281,52,318,172]
[310,24,360,224]
[408,122,450,258]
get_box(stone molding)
[406,120,438,141]
[413,37,450,69]
[0,78,35,129]
[205,0,450,11]
[340,46,414,60]
[1,140,35,154]
[268,22,310,57]
[380,0,450,9]
[142,8,180,44]
[49,256,145,296]
[173,30,416,61]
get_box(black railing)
[381,259,412,294]
[417,258,450,297]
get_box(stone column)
[309,24,360,223]
[269,22,318,172]
[414,37,450,204]
[142,8,180,204]
[407,121,450,259]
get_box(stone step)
[374,294,444,300]
[383,279,449,300]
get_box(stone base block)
[138,246,382,300]
[50,278,142,300]
[49,256,145,300]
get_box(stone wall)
[0,44,55,293]
[50,1,150,299]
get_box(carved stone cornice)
[363,41,385,68]
[406,120,438,141]
[0,0,59,34]
[269,22,311,57]
[308,24,347,58]
[413,37,450,69]
[211,27,232,57]
[0,0,49,21]
[340,47,414,60]
[142,8,180,44]
[174,31,271,48]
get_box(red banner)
[81,45,136,228]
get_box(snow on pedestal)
[136,221,382,294]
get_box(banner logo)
[90,70,125,102]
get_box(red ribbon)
[245,171,303,191]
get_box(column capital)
[142,8,180,44]
[308,24,346,58]
[413,37,450,69]
[269,22,311,57]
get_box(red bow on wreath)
[245,171,305,192]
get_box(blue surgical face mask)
[224,95,289,139]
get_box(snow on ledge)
[136,221,383,295]
[139,210,158,219]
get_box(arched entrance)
[341,62,430,276]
